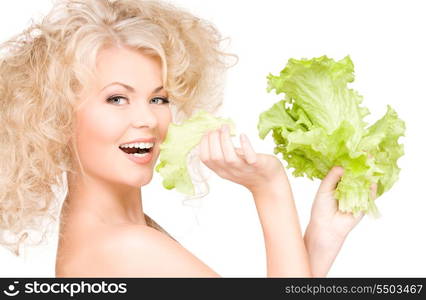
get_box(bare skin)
[55,45,174,276]
[56,166,374,277]
[56,194,176,276]
[303,166,377,277]
[55,45,371,278]
[55,42,313,277]
[55,126,311,277]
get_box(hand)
[309,166,378,240]
[198,124,287,194]
[199,125,310,277]
[304,166,377,277]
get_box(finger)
[208,129,225,164]
[199,132,210,162]
[235,147,244,156]
[370,182,378,200]
[352,210,365,223]
[318,166,344,194]
[220,125,242,165]
[240,133,257,165]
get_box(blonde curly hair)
[0,0,235,256]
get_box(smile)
[119,142,154,157]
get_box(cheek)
[75,108,124,160]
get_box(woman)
[0,0,374,277]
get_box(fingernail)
[334,166,344,174]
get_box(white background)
[0,0,425,277]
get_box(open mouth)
[119,143,154,156]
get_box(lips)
[118,137,157,164]
[121,148,154,165]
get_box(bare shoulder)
[66,224,220,277]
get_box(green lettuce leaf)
[258,55,405,216]
[155,110,235,195]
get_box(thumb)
[318,166,344,194]
[371,182,378,200]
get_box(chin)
[125,172,154,188]
[112,155,158,187]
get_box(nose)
[131,101,158,129]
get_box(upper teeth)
[120,142,154,149]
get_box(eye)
[150,97,170,105]
[106,95,129,105]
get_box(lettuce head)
[258,55,405,216]
[155,110,235,195]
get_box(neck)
[62,171,146,226]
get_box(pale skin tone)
[304,166,377,277]
[56,45,374,277]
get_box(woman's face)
[74,46,171,187]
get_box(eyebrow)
[101,82,164,94]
